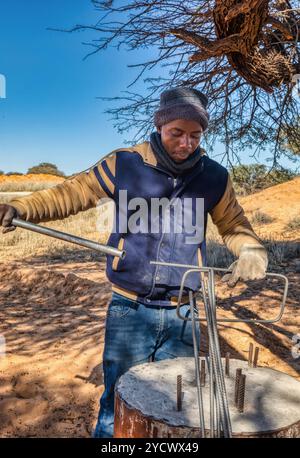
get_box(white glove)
[222,244,268,288]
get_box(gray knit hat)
[154,87,209,132]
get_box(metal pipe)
[11,218,126,259]
[189,291,206,437]
[173,267,288,324]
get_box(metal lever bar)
[11,218,126,259]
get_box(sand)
[0,257,299,437]
[0,261,110,437]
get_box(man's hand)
[0,204,20,234]
[222,244,268,287]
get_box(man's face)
[157,119,203,163]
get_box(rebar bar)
[200,359,206,387]
[149,260,288,439]
[248,343,254,367]
[189,291,206,437]
[200,271,232,437]
[237,374,246,413]
[253,347,260,368]
[150,262,289,325]
[225,353,230,377]
[177,375,182,412]
[235,368,243,406]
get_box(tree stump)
[114,357,300,438]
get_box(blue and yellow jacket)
[11,141,263,306]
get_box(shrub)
[27,162,65,177]
[230,164,297,195]
[250,211,275,225]
[284,216,300,231]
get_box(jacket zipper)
[143,160,205,300]
[144,165,182,299]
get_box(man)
[0,87,268,437]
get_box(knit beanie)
[154,87,210,132]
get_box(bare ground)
[0,253,299,437]
[0,176,299,437]
[0,257,110,437]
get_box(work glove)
[222,244,268,287]
[0,204,19,234]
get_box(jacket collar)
[131,141,158,166]
[132,141,206,169]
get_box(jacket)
[10,141,263,306]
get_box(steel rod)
[253,347,260,368]
[200,359,206,387]
[190,291,206,437]
[11,218,126,259]
[248,343,254,367]
[172,267,288,324]
[176,375,182,412]
[225,353,230,377]
[148,260,288,438]
[237,374,246,413]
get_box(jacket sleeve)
[209,174,264,257]
[9,154,116,223]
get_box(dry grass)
[0,176,299,270]
[0,182,60,192]
[0,176,105,261]
[1,205,298,270]
[205,215,299,271]
[239,176,300,239]
[0,193,31,204]
[0,207,109,261]
[0,174,64,192]
[206,236,299,271]
[250,211,275,225]
[284,216,300,232]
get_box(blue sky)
[0,0,298,175]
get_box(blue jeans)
[92,292,199,438]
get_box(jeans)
[92,292,199,438]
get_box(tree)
[6,171,23,176]
[27,162,65,177]
[230,163,297,194]
[57,0,300,168]
[280,117,300,155]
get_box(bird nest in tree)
[214,0,296,92]
[172,0,299,93]
[249,50,294,87]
